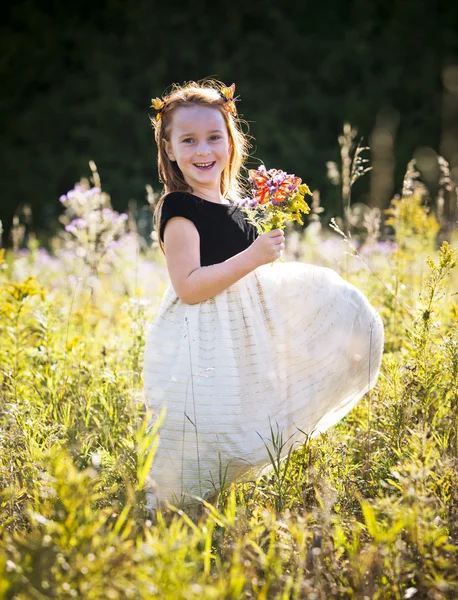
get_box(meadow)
[0,152,457,599]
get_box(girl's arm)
[163,217,285,305]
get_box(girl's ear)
[163,139,175,162]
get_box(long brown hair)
[150,79,251,254]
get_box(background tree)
[1,0,457,244]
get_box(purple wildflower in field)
[318,237,347,261]
[86,186,101,197]
[358,240,398,256]
[59,179,130,273]
[11,246,67,284]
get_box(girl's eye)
[182,136,221,143]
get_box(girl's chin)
[187,165,221,181]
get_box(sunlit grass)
[0,155,457,598]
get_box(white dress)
[143,260,384,510]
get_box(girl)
[143,79,384,512]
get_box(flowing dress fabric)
[143,258,384,510]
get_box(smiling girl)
[143,80,384,514]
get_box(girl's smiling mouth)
[194,161,216,170]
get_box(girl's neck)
[190,183,225,204]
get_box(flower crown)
[150,83,238,122]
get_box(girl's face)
[164,105,231,193]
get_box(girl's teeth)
[195,162,215,169]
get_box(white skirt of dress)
[143,261,384,509]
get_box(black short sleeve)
[157,191,257,267]
[159,192,200,243]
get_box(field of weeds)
[0,156,457,599]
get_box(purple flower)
[74,218,87,229]
[59,195,67,203]
[358,241,398,256]
[65,218,87,234]
[85,186,101,197]
[102,208,125,224]
[377,241,398,255]
[106,239,122,250]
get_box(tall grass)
[0,146,457,598]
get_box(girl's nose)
[196,142,211,156]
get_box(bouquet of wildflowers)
[237,165,312,234]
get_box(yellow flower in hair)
[221,83,235,101]
[220,83,237,115]
[151,97,166,121]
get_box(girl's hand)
[247,229,285,268]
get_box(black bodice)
[159,191,258,267]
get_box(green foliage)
[1,0,456,234]
[0,172,458,597]
[1,447,139,599]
